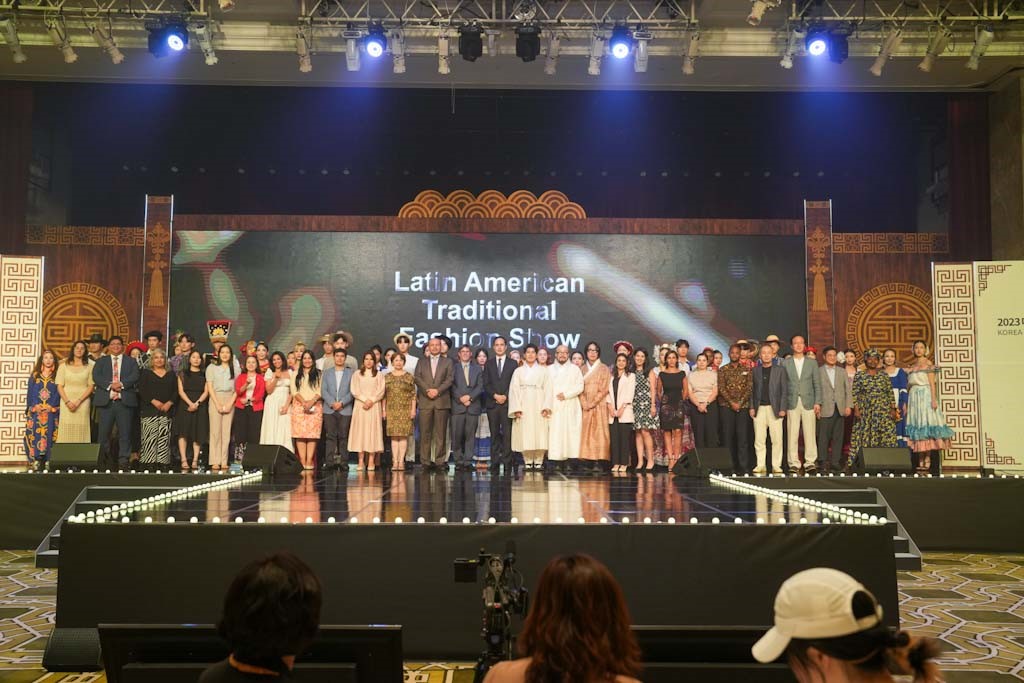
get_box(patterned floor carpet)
[1,550,1022,682]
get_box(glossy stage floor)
[110,467,842,525]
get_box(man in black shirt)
[749,344,789,475]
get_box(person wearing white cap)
[753,567,942,683]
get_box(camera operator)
[483,554,642,683]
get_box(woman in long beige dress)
[580,341,611,469]
[348,351,386,471]
[55,341,94,443]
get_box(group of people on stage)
[24,321,954,475]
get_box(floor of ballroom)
[0,550,1021,682]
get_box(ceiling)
[1,0,1022,91]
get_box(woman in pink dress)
[348,351,386,471]
[290,350,322,470]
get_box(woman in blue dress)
[25,350,61,468]
[882,349,909,447]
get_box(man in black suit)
[451,344,484,471]
[483,336,516,474]
[91,335,140,469]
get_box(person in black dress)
[174,350,210,471]
[655,350,687,470]
[198,552,322,683]
[137,349,178,470]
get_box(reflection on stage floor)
[116,468,831,526]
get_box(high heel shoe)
[180,461,191,472]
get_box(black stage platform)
[43,469,900,669]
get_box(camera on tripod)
[454,542,529,682]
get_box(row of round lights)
[710,473,889,526]
[66,470,263,525]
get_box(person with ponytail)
[753,568,943,683]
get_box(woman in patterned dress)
[291,350,323,470]
[384,352,416,471]
[579,342,611,471]
[25,350,60,468]
[138,349,178,469]
[631,348,659,471]
[850,348,899,467]
[56,341,94,443]
[905,340,955,474]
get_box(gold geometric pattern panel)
[25,225,144,247]
[398,190,586,219]
[832,232,949,254]
[977,263,1011,294]
[932,264,981,468]
[0,256,43,463]
[42,282,130,358]
[845,282,933,364]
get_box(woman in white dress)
[509,344,552,470]
[260,351,293,451]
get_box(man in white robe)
[509,345,552,470]
[547,344,583,468]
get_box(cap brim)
[751,626,790,663]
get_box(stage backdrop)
[170,231,806,356]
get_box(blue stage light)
[166,30,186,51]
[365,26,386,58]
[609,26,631,59]
[148,23,188,58]
[806,32,827,56]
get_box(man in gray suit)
[817,346,853,473]
[450,344,484,472]
[749,343,789,475]
[782,334,823,474]
[321,347,355,469]
[414,336,455,470]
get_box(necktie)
[431,356,438,376]
[112,356,121,401]
[463,363,470,384]
[498,358,503,374]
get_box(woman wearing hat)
[753,567,941,682]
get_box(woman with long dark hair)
[261,351,293,451]
[206,343,237,471]
[25,350,61,468]
[484,553,641,683]
[348,351,386,471]
[630,348,658,471]
[291,350,322,469]
[233,354,267,463]
[174,350,209,471]
[56,340,94,444]
[753,567,942,683]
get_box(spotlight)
[966,26,994,70]
[609,25,631,59]
[587,33,604,75]
[919,26,951,72]
[218,0,235,9]
[543,32,560,75]
[633,28,651,72]
[438,32,451,73]
[868,28,902,76]
[806,29,828,57]
[0,17,27,63]
[515,24,541,62]
[47,20,78,64]
[391,29,406,73]
[365,23,387,58]
[458,23,483,61]
[193,22,218,65]
[748,0,780,27]
[296,25,312,72]
[779,26,805,69]
[682,29,699,75]
[148,23,188,58]
[89,21,125,63]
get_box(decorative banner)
[804,200,835,347]
[973,261,1023,472]
[42,282,130,354]
[141,196,174,343]
[0,255,43,463]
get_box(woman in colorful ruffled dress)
[905,341,955,474]
[25,350,60,468]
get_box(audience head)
[519,553,641,683]
[665,350,679,370]
[427,337,441,357]
[728,344,741,363]
[186,350,203,372]
[759,343,775,365]
[822,346,838,366]
[217,552,322,670]
[33,349,57,377]
[270,351,287,373]
[286,352,297,370]
[911,340,929,359]
[394,334,413,355]
[614,353,629,374]
[370,344,383,364]
[882,348,897,368]
[68,340,88,365]
[555,345,569,364]
[675,338,690,354]
[361,351,377,375]
[475,348,488,366]
[384,347,396,366]
[244,354,259,373]
[537,347,549,366]
[510,349,522,363]
[320,335,334,355]
[713,350,723,367]
[754,568,941,683]
[631,347,648,374]
[151,348,168,370]
[585,341,601,364]
[523,344,538,364]
[493,336,508,356]
[255,342,269,362]
[570,351,584,367]
[144,330,163,350]
[458,344,473,363]
[863,348,881,371]
[791,335,806,355]
[695,353,709,370]
[842,349,857,367]
[332,347,347,367]
[391,352,406,372]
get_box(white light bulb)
[711,517,720,524]
[489,517,498,524]
[167,516,176,523]
[439,517,448,524]
[643,517,652,524]
[622,516,630,524]
[212,517,221,523]
[190,516,199,523]
[511,517,520,524]
[394,517,403,524]
[235,517,243,523]
[690,517,699,524]
[734,518,743,524]
[577,517,585,524]
[599,517,608,524]
[799,517,808,524]
[280,516,289,524]
[533,517,541,523]
[350,517,359,523]
[327,517,336,523]
[121,516,129,523]
[144,516,153,523]
[417,516,425,523]
[777,517,787,524]
[462,517,471,524]
[823,517,831,524]
[667,517,676,524]
[257,517,266,523]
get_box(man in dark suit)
[414,336,454,469]
[749,343,789,475]
[91,335,140,469]
[817,346,854,473]
[483,336,517,474]
[321,347,355,469]
[451,344,484,471]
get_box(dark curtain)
[947,95,992,262]
[0,82,32,254]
